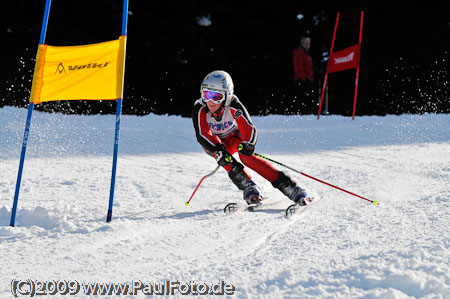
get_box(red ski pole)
[254,153,378,205]
[185,165,221,206]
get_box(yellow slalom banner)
[30,36,127,104]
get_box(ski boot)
[288,186,309,206]
[243,181,264,205]
[272,171,310,205]
[227,161,263,205]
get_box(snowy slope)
[1,106,449,298]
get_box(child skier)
[192,70,310,205]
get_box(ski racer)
[192,70,310,205]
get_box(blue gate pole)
[10,0,52,227]
[107,0,129,223]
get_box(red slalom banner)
[327,43,361,74]
[318,11,364,120]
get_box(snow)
[1,106,450,298]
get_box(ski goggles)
[202,89,225,104]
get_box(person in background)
[293,36,315,114]
[192,70,311,206]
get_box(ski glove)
[238,141,255,156]
[214,143,233,166]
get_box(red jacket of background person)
[293,47,313,82]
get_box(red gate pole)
[352,11,364,120]
[318,12,340,120]
[317,74,329,119]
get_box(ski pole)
[254,153,378,206]
[185,165,221,206]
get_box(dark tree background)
[0,0,449,117]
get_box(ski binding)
[223,202,263,214]
[285,197,316,217]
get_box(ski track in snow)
[1,107,450,298]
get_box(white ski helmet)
[200,70,234,106]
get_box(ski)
[224,197,319,216]
[223,202,260,214]
[285,197,317,217]
[223,199,281,214]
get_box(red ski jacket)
[192,96,257,153]
[293,47,314,82]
